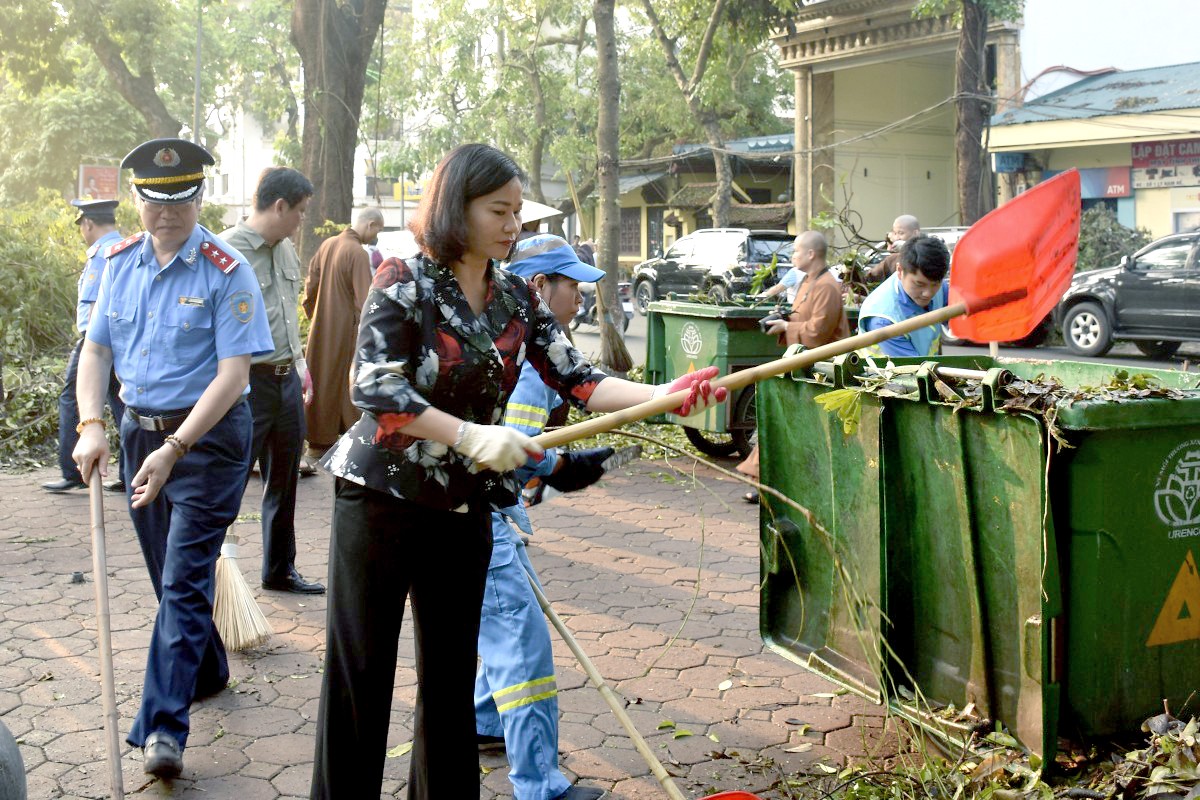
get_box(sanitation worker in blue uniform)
[857,233,951,358]
[42,199,127,494]
[476,235,615,800]
[73,138,274,781]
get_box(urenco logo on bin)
[1154,440,1200,535]
[680,323,703,358]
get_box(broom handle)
[525,572,689,800]
[534,300,970,449]
[88,466,125,799]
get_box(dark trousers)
[123,401,252,749]
[246,367,305,582]
[57,338,126,483]
[311,480,492,800]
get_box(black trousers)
[57,338,125,483]
[311,479,492,800]
[245,367,305,582]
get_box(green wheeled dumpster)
[757,353,1200,758]
[644,299,780,458]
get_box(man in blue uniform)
[221,167,325,594]
[43,199,127,493]
[857,233,951,358]
[73,138,274,781]
[475,234,616,800]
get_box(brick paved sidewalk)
[0,459,894,799]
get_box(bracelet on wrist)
[163,434,190,458]
[75,417,105,434]
[453,421,471,449]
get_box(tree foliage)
[1076,205,1152,273]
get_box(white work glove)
[295,357,314,406]
[652,365,728,418]
[765,319,789,336]
[453,422,544,472]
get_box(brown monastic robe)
[303,228,372,449]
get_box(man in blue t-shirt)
[857,234,950,358]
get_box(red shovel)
[533,169,1082,451]
[528,171,1081,799]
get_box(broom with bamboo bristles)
[213,532,272,651]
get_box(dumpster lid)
[647,299,773,319]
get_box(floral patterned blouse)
[321,254,607,510]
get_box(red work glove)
[653,365,728,417]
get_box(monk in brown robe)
[738,230,849,501]
[302,208,384,459]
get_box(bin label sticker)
[1147,551,1200,647]
[1154,441,1200,536]
[680,323,703,358]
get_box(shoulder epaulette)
[200,240,239,275]
[105,232,146,259]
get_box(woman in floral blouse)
[309,143,725,800]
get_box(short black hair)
[899,234,950,282]
[253,167,314,212]
[410,144,526,266]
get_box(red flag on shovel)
[533,169,1082,451]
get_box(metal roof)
[673,133,795,157]
[992,61,1200,126]
[617,171,667,195]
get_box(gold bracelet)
[163,435,190,457]
[75,417,105,434]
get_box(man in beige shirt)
[221,168,324,594]
[742,231,849,502]
[764,230,849,347]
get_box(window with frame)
[620,208,641,256]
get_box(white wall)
[830,54,958,244]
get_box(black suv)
[631,228,793,314]
[1055,231,1200,357]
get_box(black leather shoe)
[143,731,183,779]
[103,479,126,493]
[262,569,325,595]
[743,490,760,504]
[477,733,506,753]
[42,478,86,493]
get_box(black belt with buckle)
[251,362,293,378]
[126,407,193,433]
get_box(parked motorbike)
[571,281,633,332]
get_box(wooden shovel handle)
[88,467,125,798]
[533,301,969,450]
[525,571,689,800]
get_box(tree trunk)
[80,21,182,137]
[704,115,733,228]
[527,57,548,204]
[292,0,388,268]
[955,0,992,225]
[643,0,732,227]
[592,0,632,375]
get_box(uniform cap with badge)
[121,138,214,205]
[71,199,118,226]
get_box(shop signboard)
[78,165,120,200]
[1132,138,1200,189]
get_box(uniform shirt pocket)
[161,303,214,366]
[106,298,138,358]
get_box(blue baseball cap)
[507,234,606,282]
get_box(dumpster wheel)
[682,386,756,459]
[683,426,739,458]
